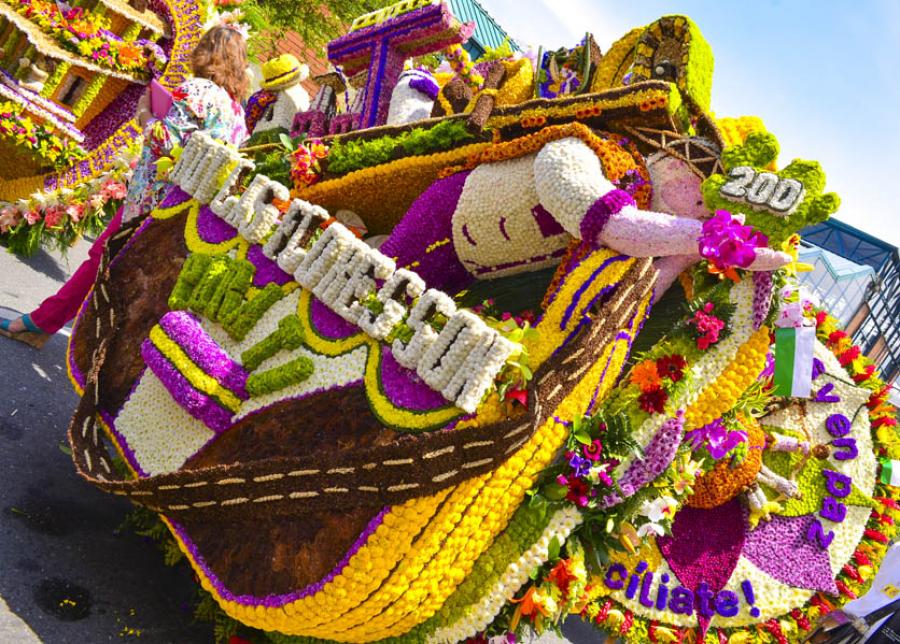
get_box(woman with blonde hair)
[1,25,250,347]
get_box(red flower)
[563,477,591,507]
[839,345,861,367]
[853,364,876,383]
[638,387,668,414]
[228,637,253,644]
[656,354,687,382]
[547,559,578,598]
[171,87,189,102]
[505,388,528,407]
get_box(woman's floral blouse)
[123,77,248,222]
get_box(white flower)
[638,496,677,523]
[637,522,665,537]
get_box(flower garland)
[10,0,165,76]
[0,139,137,255]
[0,100,84,168]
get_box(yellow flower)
[780,234,813,276]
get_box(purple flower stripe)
[559,254,627,330]
[408,74,440,100]
[159,185,194,209]
[579,189,635,245]
[379,170,472,294]
[82,82,145,150]
[310,297,362,340]
[379,347,451,411]
[247,245,292,287]
[168,506,388,607]
[141,339,233,432]
[601,410,685,508]
[196,205,238,243]
[559,283,616,350]
[158,311,249,398]
[537,241,593,322]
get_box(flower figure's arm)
[535,137,706,256]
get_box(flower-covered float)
[64,6,899,644]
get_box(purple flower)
[686,418,747,460]
[698,210,769,271]
[566,451,592,478]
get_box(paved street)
[0,239,207,643]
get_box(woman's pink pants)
[30,208,123,334]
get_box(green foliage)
[325,119,476,175]
[242,315,305,371]
[118,507,183,566]
[243,0,398,59]
[680,16,714,113]
[193,589,243,644]
[702,131,840,245]
[246,355,314,396]
[476,38,515,63]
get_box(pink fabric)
[30,207,124,334]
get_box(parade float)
[61,2,900,643]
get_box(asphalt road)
[0,239,601,644]
[0,239,207,643]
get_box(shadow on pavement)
[8,248,72,284]
[0,333,209,643]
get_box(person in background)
[0,25,250,348]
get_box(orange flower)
[118,43,143,67]
[630,360,661,392]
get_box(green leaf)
[548,535,561,561]
[278,132,295,151]
[542,482,568,501]
[573,430,593,445]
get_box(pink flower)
[582,439,603,461]
[0,206,21,232]
[44,206,65,228]
[689,302,725,350]
[24,209,42,225]
[101,180,127,200]
[698,210,768,272]
[66,203,85,222]
[88,194,105,211]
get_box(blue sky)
[481,0,900,247]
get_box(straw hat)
[260,54,309,91]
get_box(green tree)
[241,0,397,59]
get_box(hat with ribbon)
[260,54,309,91]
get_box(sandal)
[0,313,51,349]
